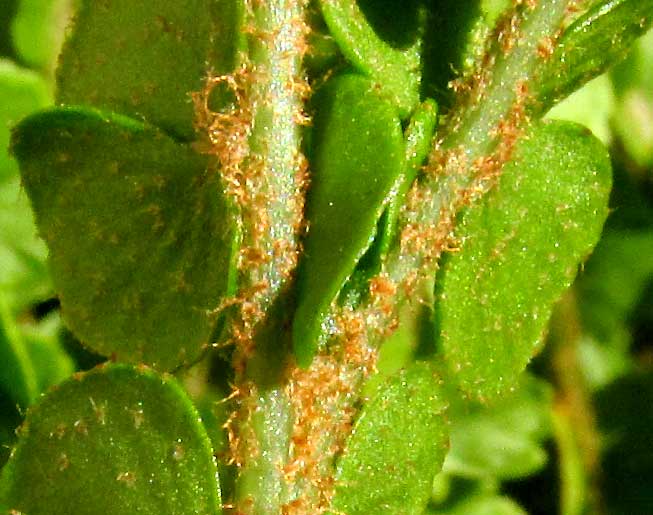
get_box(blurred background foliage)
[0,1,651,514]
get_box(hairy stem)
[387,0,572,290]
[266,4,582,512]
[238,0,309,315]
[232,385,294,515]
[211,1,310,514]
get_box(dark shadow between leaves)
[357,0,422,49]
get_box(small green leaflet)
[319,0,423,117]
[292,73,404,367]
[536,0,653,113]
[0,60,52,311]
[331,362,449,515]
[0,364,221,515]
[443,375,553,480]
[12,107,237,371]
[56,0,241,141]
[434,120,612,400]
[340,98,438,307]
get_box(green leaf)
[56,0,242,141]
[0,169,52,311]
[0,301,74,411]
[331,362,449,515]
[428,495,527,515]
[12,107,238,371]
[340,98,438,306]
[435,120,612,400]
[21,312,75,394]
[611,28,653,168]
[443,376,553,480]
[537,0,653,112]
[11,0,71,70]
[0,364,221,515]
[292,73,404,366]
[577,231,653,348]
[0,61,53,311]
[318,0,423,117]
[546,74,615,145]
[0,294,38,408]
[573,230,653,389]
[0,59,51,180]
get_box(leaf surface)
[536,0,653,112]
[443,376,553,480]
[435,121,612,400]
[319,0,423,116]
[428,495,527,515]
[340,98,438,306]
[0,364,221,515]
[12,107,237,370]
[56,0,241,140]
[292,74,404,366]
[11,0,70,70]
[0,60,52,311]
[331,362,449,515]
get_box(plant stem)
[370,0,576,346]
[271,4,582,512]
[238,0,309,316]
[219,1,310,513]
[233,385,294,515]
[392,0,571,279]
[549,292,605,515]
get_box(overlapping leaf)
[293,73,404,366]
[536,0,653,112]
[443,376,553,480]
[56,0,242,141]
[0,364,221,515]
[435,121,612,400]
[12,107,237,370]
[319,0,423,116]
[0,59,52,310]
[332,362,449,515]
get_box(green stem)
[553,407,587,515]
[549,292,605,515]
[234,386,294,515]
[376,0,576,344]
[240,0,308,312]
[228,1,309,513]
